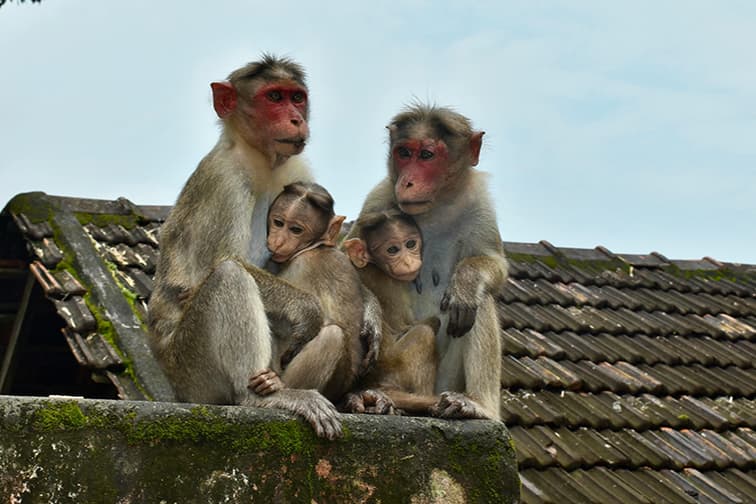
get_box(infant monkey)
[249,182,366,403]
[342,209,441,415]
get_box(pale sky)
[2,1,754,263]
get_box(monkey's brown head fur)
[227,54,307,90]
[211,54,310,165]
[387,104,484,215]
[344,207,423,282]
[267,182,345,263]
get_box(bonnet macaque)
[148,55,342,439]
[342,209,441,415]
[249,182,367,404]
[345,105,508,420]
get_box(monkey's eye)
[386,245,400,255]
[267,90,283,102]
[272,218,285,228]
[396,146,411,159]
[405,239,417,249]
[290,226,304,235]
[419,149,434,160]
[291,91,305,103]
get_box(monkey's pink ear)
[386,124,398,142]
[343,238,370,268]
[211,81,238,118]
[324,215,346,246]
[470,131,485,166]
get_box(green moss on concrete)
[123,405,318,457]
[26,400,316,457]
[31,401,113,431]
[3,398,520,503]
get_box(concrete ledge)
[0,396,520,503]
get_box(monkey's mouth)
[276,138,307,149]
[397,200,432,215]
[269,252,291,263]
[393,271,420,282]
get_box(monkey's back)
[277,246,364,341]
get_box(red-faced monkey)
[148,55,343,439]
[345,104,508,420]
[249,182,366,404]
[342,209,441,415]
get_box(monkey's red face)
[243,82,310,158]
[267,199,322,263]
[392,138,449,215]
[367,222,423,282]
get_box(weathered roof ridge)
[2,191,754,504]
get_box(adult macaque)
[342,209,441,415]
[346,104,508,420]
[249,182,366,403]
[148,55,343,439]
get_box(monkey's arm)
[244,264,324,354]
[358,285,383,377]
[441,254,508,337]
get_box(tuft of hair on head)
[228,53,307,87]
[273,181,335,238]
[357,206,419,241]
[389,102,473,140]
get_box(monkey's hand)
[430,391,488,419]
[440,286,478,338]
[279,341,304,369]
[358,285,383,376]
[343,389,398,415]
[248,368,284,396]
[251,266,324,347]
[441,255,504,337]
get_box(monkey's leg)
[435,297,501,420]
[172,259,342,438]
[169,259,272,404]
[347,323,439,416]
[390,323,437,395]
[282,324,346,396]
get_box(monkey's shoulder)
[279,247,359,287]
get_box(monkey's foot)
[295,390,344,440]
[343,389,398,415]
[430,391,488,419]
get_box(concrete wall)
[0,396,519,503]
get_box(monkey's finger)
[312,415,343,440]
[458,307,476,337]
[318,414,343,440]
[359,350,379,377]
[448,306,462,337]
[306,397,343,439]
[440,292,451,312]
[248,369,275,389]
[343,393,366,413]
[439,400,465,418]
[252,381,276,396]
